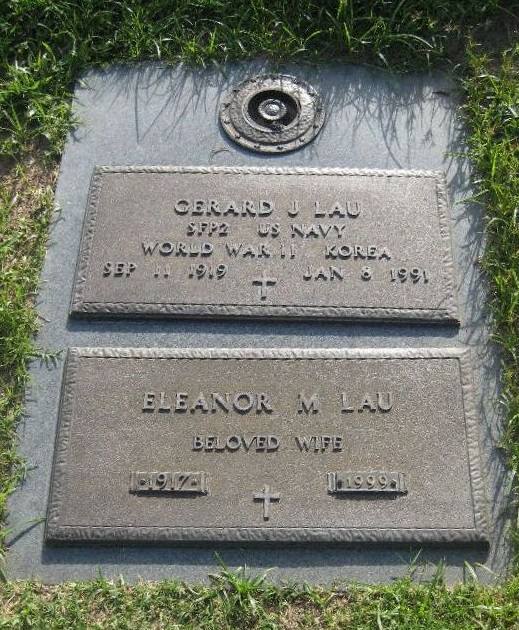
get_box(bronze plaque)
[70,166,459,322]
[46,348,488,545]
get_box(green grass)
[0,565,519,629]
[1,0,519,625]
[0,156,55,550]
[0,0,503,158]
[461,44,519,561]
[463,47,519,488]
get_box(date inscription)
[71,166,458,322]
[130,471,208,494]
[45,348,489,545]
[328,471,407,494]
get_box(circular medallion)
[219,74,325,153]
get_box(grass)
[463,46,519,489]
[1,0,519,625]
[0,565,519,629]
[0,155,55,549]
[0,0,504,158]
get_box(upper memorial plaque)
[71,166,459,322]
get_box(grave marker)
[46,347,488,545]
[71,166,459,322]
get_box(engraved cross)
[252,272,277,300]
[253,484,280,520]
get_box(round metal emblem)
[219,74,325,153]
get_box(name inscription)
[71,166,458,322]
[46,348,488,545]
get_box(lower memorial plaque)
[45,347,488,545]
[70,166,459,322]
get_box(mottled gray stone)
[6,62,512,584]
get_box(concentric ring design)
[219,74,325,153]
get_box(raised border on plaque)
[46,347,488,545]
[70,166,459,322]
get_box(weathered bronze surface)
[70,166,459,322]
[46,347,488,545]
[219,74,325,153]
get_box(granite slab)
[6,62,511,584]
